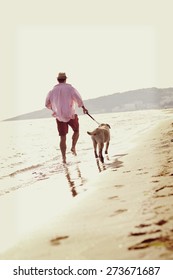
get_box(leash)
[86,112,100,125]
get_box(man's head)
[57,72,67,83]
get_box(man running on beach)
[45,72,88,163]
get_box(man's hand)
[82,106,88,114]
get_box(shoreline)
[1,118,173,260]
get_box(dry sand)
[0,117,173,260]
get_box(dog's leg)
[93,139,98,158]
[96,158,102,172]
[98,143,104,163]
[105,141,109,154]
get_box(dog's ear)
[87,131,92,135]
[106,124,111,129]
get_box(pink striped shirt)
[45,83,84,122]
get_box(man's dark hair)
[58,78,66,83]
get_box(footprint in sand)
[135,223,151,228]
[128,236,173,251]
[154,185,173,198]
[155,219,167,226]
[50,235,69,246]
[129,229,161,237]
[155,185,173,192]
[129,232,147,236]
[113,184,124,188]
[136,172,148,175]
[108,195,119,200]
[110,209,128,217]
[154,171,170,177]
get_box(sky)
[0,0,173,120]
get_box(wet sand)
[0,118,173,260]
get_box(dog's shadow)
[96,154,125,173]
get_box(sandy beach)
[0,110,173,260]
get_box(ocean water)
[0,109,172,198]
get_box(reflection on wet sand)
[63,163,86,197]
[96,154,112,172]
[62,153,121,197]
[63,156,109,196]
[62,153,125,197]
[96,158,106,172]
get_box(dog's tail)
[87,131,92,135]
[87,131,97,136]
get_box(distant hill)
[3,87,173,121]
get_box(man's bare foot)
[71,147,77,156]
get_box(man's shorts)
[56,114,79,136]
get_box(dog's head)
[99,123,111,129]
[87,123,111,136]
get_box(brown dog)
[87,123,111,162]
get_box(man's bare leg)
[60,135,67,163]
[71,131,79,155]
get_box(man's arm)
[45,92,52,110]
[72,87,88,114]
